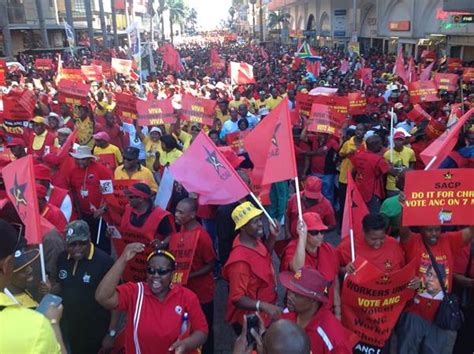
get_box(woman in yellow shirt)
[144,127,163,171]
[158,134,183,167]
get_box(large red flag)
[2,156,54,244]
[244,98,297,186]
[169,131,250,205]
[393,48,408,83]
[341,170,368,241]
[419,61,434,81]
[420,108,474,169]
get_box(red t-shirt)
[454,243,474,302]
[402,231,466,322]
[68,161,113,214]
[116,282,208,354]
[337,236,405,274]
[281,309,354,354]
[42,202,67,236]
[351,150,389,202]
[184,225,217,304]
[286,193,337,237]
[309,136,339,174]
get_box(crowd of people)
[0,34,474,354]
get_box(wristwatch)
[108,329,117,338]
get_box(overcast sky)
[187,0,232,30]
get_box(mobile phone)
[245,313,259,346]
[36,294,62,314]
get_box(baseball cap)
[394,102,404,110]
[31,116,46,124]
[123,146,140,160]
[93,131,111,142]
[303,212,328,231]
[65,220,91,243]
[7,138,26,147]
[280,267,330,303]
[150,127,162,134]
[34,164,52,181]
[232,201,263,230]
[393,131,406,140]
[13,248,39,273]
[303,176,323,200]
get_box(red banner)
[433,73,459,92]
[447,58,462,72]
[295,91,314,118]
[408,81,439,104]
[96,153,116,172]
[35,58,53,71]
[180,94,217,126]
[312,95,349,115]
[342,257,417,349]
[307,103,344,137]
[111,58,132,76]
[407,104,432,125]
[402,169,474,226]
[58,68,86,83]
[0,60,6,86]
[169,229,200,285]
[81,65,103,81]
[462,67,474,84]
[58,80,90,106]
[2,89,36,121]
[225,130,249,153]
[115,93,139,121]
[348,92,367,115]
[136,98,175,126]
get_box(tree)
[166,0,186,44]
[158,0,167,41]
[185,7,198,35]
[267,11,290,30]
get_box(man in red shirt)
[94,112,129,151]
[223,201,281,334]
[172,198,216,354]
[68,146,113,253]
[396,198,474,354]
[351,135,392,213]
[280,267,355,354]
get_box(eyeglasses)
[146,267,173,276]
[68,241,89,247]
[308,230,325,236]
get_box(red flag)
[158,43,184,72]
[230,61,255,85]
[393,47,408,83]
[57,129,78,160]
[407,56,418,82]
[306,60,320,77]
[169,131,250,205]
[420,108,474,169]
[341,170,368,241]
[419,61,434,81]
[210,48,225,70]
[357,68,373,87]
[244,98,297,185]
[2,156,54,244]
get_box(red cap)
[34,164,52,181]
[93,131,111,142]
[36,184,48,198]
[6,138,26,147]
[303,212,328,231]
[279,267,329,303]
[393,131,406,140]
[218,147,244,169]
[303,176,323,200]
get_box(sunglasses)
[308,230,325,236]
[68,240,89,247]
[147,267,173,276]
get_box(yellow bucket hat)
[232,201,263,230]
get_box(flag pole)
[460,80,465,114]
[389,107,395,163]
[96,217,103,245]
[294,176,303,221]
[424,156,437,170]
[349,228,355,262]
[38,243,47,283]
[249,192,277,228]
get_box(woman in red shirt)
[96,243,208,354]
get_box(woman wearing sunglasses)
[280,212,341,319]
[95,242,208,354]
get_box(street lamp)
[249,0,256,40]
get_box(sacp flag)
[2,156,54,244]
[244,98,297,186]
[136,98,175,126]
[180,94,217,126]
[402,169,474,226]
[230,62,256,85]
[342,257,417,349]
[64,21,75,47]
[169,131,250,205]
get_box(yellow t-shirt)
[144,137,163,171]
[0,292,61,353]
[384,147,416,191]
[95,100,116,116]
[265,96,283,110]
[175,131,192,151]
[160,148,183,167]
[229,98,249,110]
[114,165,158,192]
[215,108,231,124]
[339,137,366,184]
[32,131,59,151]
[75,117,95,147]
[93,143,123,166]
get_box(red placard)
[111,58,132,76]
[312,95,349,115]
[3,89,36,120]
[169,229,200,285]
[408,81,439,104]
[92,60,113,79]
[307,103,344,137]
[81,65,103,81]
[402,169,474,226]
[96,153,116,172]
[58,68,86,83]
[295,91,314,118]
[180,94,217,126]
[58,80,90,106]
[462,67,474,84]
[225,130,249,153]
[348,92,367,115]
[0,60,7,86]
[35,58,53,71]
[447,58,463,72]
[136,98,175,126]
[115,93,138,121]
[407,104,432,125]
[433,73,458,92]
[342,257,417,349]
